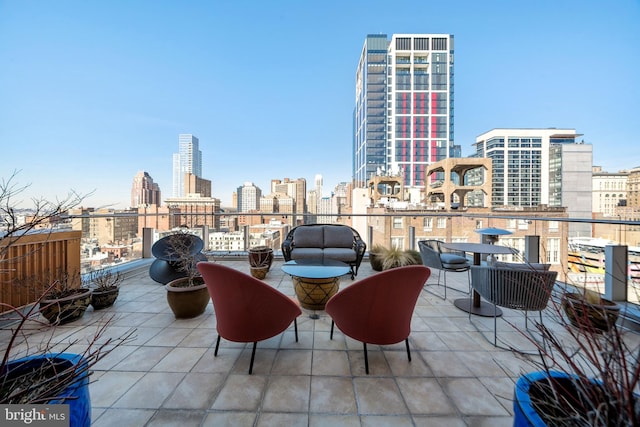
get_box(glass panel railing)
[30,210,640,308]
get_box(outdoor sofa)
[281,224,366,279]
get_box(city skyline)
[1,1,639,209]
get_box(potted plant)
[405,249,423,266]
[369,244,388,271]
[39,269,92,325]
[561,287,621,333]
[370,245,421,271]
[1,285,135,427]
[89,267,122,310]
[248,245,273,279]
[513,282,638,425]
[163,231,210,319]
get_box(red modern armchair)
[324,265,431,374]
[196,262,302,374]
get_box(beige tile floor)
[4,259,595,426]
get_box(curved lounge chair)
[469,265,558,350]
[196,262,302,374]
[325,265,431,374]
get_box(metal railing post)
[409,226,415,251]
[201,225,210,251]
[605,245,627,302]
[142,227,153,258]
[524,235,540,263]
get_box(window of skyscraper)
[395,38,411,50]
[414,38,429,50]
[431,38,448,50]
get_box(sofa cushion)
[323,225,354,248]
[294,227,324,248]
[290,248,324,260]
[323,248,357,263]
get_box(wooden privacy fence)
[0,230,82,313]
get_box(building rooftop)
[10,258,639,426]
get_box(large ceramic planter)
[91,286,119,310]
[248,246,273,279]
[166,277,210,319]
[39,288,92,325]
[561,292,621,333]
[248,246,273,268]
[1,353,91,427]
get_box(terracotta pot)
[248,246,273,270]
[561,292,621,333]
[40,288,92,325]
[91,286,119,310]
[165,277,210,319]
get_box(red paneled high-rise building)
[353,34,460,190]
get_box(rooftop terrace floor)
[11,258,636,427]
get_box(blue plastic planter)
[513,371,569,427]
[2,353,91,427]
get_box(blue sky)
[1,0,639,209]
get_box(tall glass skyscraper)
[172,134,202,197]
[353,34,458,190]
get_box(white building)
[236,182,262,213]
[592,166,628,216]
[475,128,592,237]
[209,231,245,252]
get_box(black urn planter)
[90,286,119,310]
[39,288,92,324]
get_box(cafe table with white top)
[440,242,517,317]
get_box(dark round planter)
[91,286,119,310]
[165,277,210,319]
[369,252,384,271]
[248,246,274,270]
[561,292,621,333]
[2,353,91,427]
[40,288,92,325]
